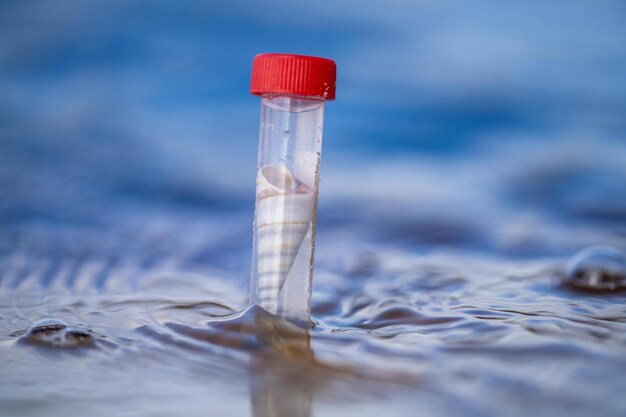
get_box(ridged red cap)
[250,53,336,100]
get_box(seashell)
[292,150,320,190]
[254,165,315,314]
[256,165,295,199]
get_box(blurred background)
[1,0,625,283]
[2,2,626,416]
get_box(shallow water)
[1,231,626,416]
[2,1,626,416]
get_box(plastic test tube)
[249,53,337,326]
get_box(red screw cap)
[250,53,336,100]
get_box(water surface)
[1,1,626,416]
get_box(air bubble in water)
[563,246,626,291]
[24,318,93,347]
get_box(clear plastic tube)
[250,95,324,326]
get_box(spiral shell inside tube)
[254,165,315,316]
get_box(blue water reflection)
[0,0,625,262]
[2,3,626,417]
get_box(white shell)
[292,150,319,190]
[254,165,314,311]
